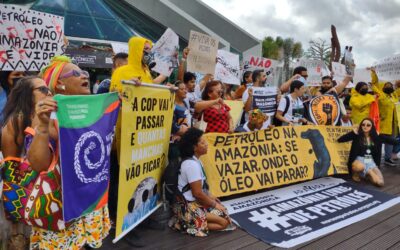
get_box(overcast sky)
[202,0,400,67]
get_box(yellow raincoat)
[371,71,400,135]
[349,88,375,125]
[109,36,154,156]
[110,36,154,93]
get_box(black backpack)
[162,157,191,205]
[273,95,290,126]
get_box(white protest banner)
[243,55,279,87]
[331,62,347,83]
[373,54,400,81]
[0,4,65,71]
[214,50,240,85]
[354,68,371,84]
[296,59,330,86]
[111,42,128,54]
[187,30,218,74]
[151,28,179,77]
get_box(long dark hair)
[357,118,379,144]
[2,76,38,148]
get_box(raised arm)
[334,75,352,94]
[177,47,189,81]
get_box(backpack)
[162,157,191,205]
[273,95,290,126]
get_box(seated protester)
[341,107,353,127]
[275,80,312,126]
[196,81,234,133]
[338,118,399,186]
[169,128,235,236]
[349,82,375,125]
[235,109,273,132]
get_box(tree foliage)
[305,38,331,66]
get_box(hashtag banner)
[222,177,400,248]
[200,125,352,197]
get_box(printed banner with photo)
[295,59,330,86]
[251,87,278,116]
[223,177,400,248]
[0,4,65,71]
[200,126,351,197]
[115,83,174,241]
[373,54,400,81]
[151,28,179,77]
[187,30,219,74]
[308,95,341,125]
[55,93,120,222]
[242,55,279,87]
[215,50,240,85]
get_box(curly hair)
[178,127,204,158]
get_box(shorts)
[355,156,377,178]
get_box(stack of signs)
[295,59,330,86]
[214,50,240,85]
[151,28,179,77]
[243,55,279,87]
[187,30,219,75]
[0,4,65,71]
[373,54,400,81]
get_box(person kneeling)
[169,128,235,236]
[338,118,399,187]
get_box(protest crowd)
[1,3,400,250]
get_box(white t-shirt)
[178,157,206,201]
[277,94,304,124]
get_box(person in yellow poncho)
[349,81,375,125]
[370,67,400,166]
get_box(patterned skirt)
[169,200,235,237]
[30,206,110,250]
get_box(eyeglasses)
[59,70,89,79]
[361,123,372,127]
[33,86,51,94]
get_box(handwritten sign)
[0,4,65,71]
[151,28,179,77]
[243,55,279,87]
[214,50,240,85]
[187,30,218,74]
[295,59,330,86]
[373,54,400,81]
[111,42,128,54]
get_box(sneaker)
[385,159,396,167]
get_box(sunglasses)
[302,75,309,78]
[361,123,372,127]
[34,86,51,94]
[59,70,89,79]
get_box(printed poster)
[0,4,65,71]
[243,55,279,87]
[373,54,400,81]
[55,93,120,222]
[200,126,351,197]
[115,83,174,241]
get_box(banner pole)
[122,80,178,91]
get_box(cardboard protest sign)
[295,59,330,86]
[243,55,279,87]
[151,28,179,77]
[215,50,240,85]
[223,177,400,248]
[111,42,129,54]
[0,4,65,71]
[115,83,174,242]
[308,95,341,125]
[373,54,400,81]
[187,30,218,74]
[200,126,351,197]
[55,93,120,222]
